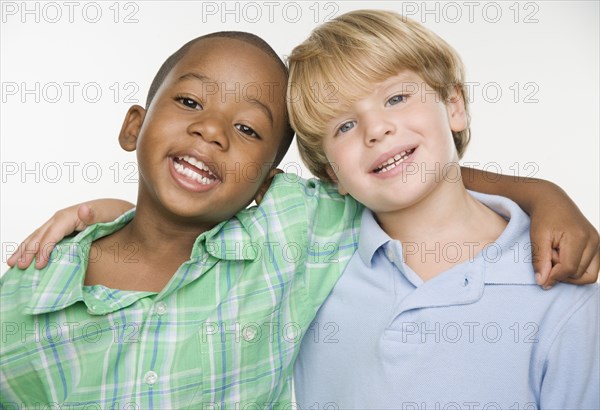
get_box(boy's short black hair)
[145,31,287,108]
[145,32,294,166]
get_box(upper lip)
[369,144,418,172]
[171,150,222,180]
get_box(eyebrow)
[382,72,421,88]
[176,72,213,83]
[246,97,273,125]
[177,72,274,125]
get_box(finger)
[12,231,42,269]
[538,249,560,289]
[567,241,597,280]
[7,241,23,267]
[254,191,266,206]
[33,230,62,269]
[7,233,34,267]
[77,201,129,227]
[548,234,587,285]
[551,248,560,264]
[76,204,96,229]
[7,203,96,270]
[588,249,600,281]
[561,247,600,285]
[530,234,554,286]
[254,168,283,205]
[566,228,598,280]
[34,209,89,268]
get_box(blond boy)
[288,10,599,408]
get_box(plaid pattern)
[0,174,362,409]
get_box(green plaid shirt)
[0,174,362,409]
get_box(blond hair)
[287,10,471,181]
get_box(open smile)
[372,148,416,174]
[169,154,221,192]
[173,155,219,184]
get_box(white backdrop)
[1,1,598,264]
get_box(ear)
[325,163,348,196]
[446,88,467,133]
[254,168,283,205]
[119,105,146,152]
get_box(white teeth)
[375,149,414,174]
[173,159,215,185]
[178,155,217,177]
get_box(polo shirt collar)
[357,191,536,285]
[468,191,537,285]
[357,208,391,267]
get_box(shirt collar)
[24,209,137,315]
[356,191,536,285]
[25,207,260,315]
[194,207,259,262]
[357,208,391,267]
[468,191,537,285]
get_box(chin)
[370,183,435,213]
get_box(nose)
[187,113,229,150]
[363,109,396,146]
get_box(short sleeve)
[238,173,362,323]
[539,284,599,409]
[299,177,362,311]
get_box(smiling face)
[323,71,467,215]
[120,37,288,228]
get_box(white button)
[155,302,167,315]
[87,305,97,314]
[144,370,158,385]
[243,327,257,342]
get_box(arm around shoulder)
[461,166,599,287]
[7,198,134,270]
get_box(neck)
[376,176,507,281]
[376,175,505,251]
[123,200,215,263]
[376,176,480,242]
[82,190,222,292]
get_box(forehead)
[167,37,287,130]
[173,38,286,94]
[328,70,426,110]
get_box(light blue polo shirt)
[294,192,599,409]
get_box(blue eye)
[176,96,202,110]
[387,95,406,106]
[337,121,356,134]
[235,124,261,139]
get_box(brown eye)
[235,124,261,139]
[175,96,202,110]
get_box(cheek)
[324,138,355,168]
[243,162,270,186]
[436,130,459,158]
[235,148,276,185]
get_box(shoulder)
[507,282,599,347]
[262,173,343,203]
[1,234,90,315]
[236,173,362,234]
[536,283,599,374]
[0,259,60,316]
[542,282,598,330]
